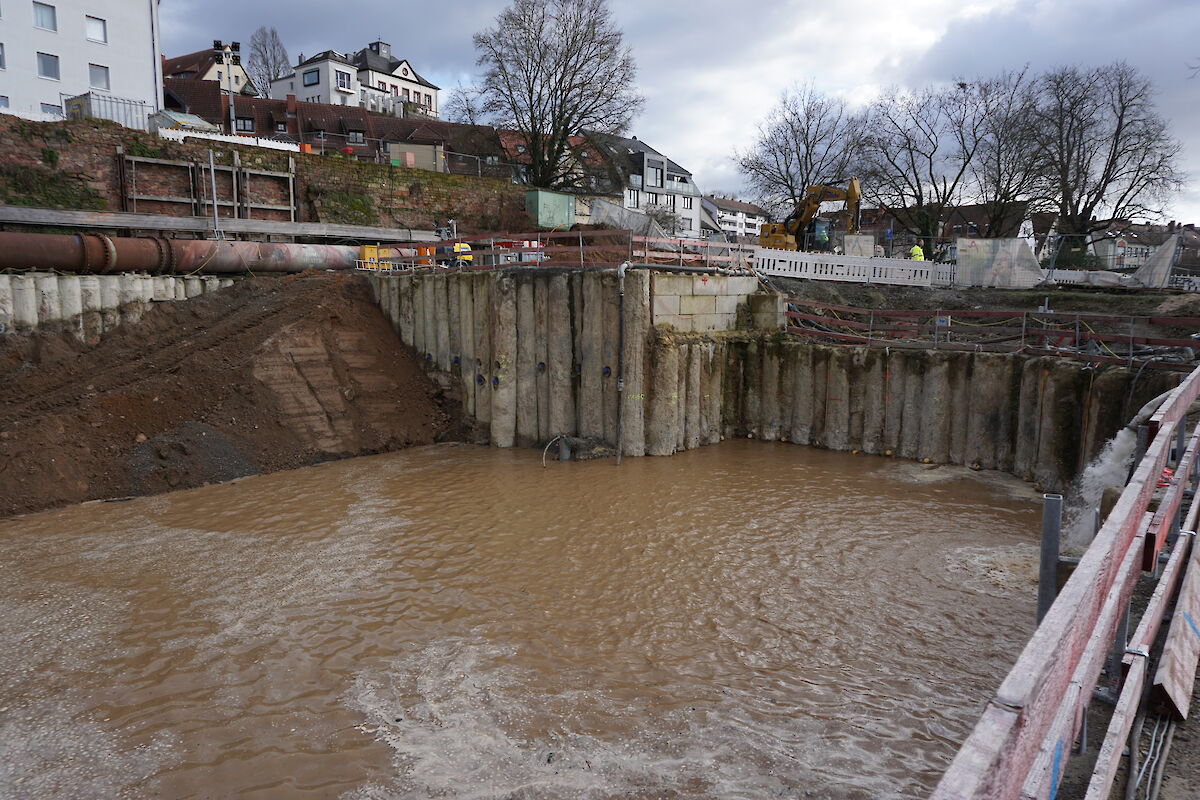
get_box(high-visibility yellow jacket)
[909,244,925,261]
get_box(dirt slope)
[0,272,466,518]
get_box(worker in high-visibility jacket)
[909,243,925,261]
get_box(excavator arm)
[761,178,862,250]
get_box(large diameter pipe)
[0,232,358,274]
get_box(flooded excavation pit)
[0,442,1041,799]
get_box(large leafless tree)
[967,69,1047,237]
[246,26,290,97]
[856,82,995,247]
[1031,62,1182,240]
[473,0,643,189]
[735,84,860,218]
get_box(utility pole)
[212,40,240,135]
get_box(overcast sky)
[162,0,1200,224]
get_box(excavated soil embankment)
[0,272,468,518]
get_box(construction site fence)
[932,363,1200,798]
[356,229,756,272]
[783,298,1200,370]
[754,236,1179,290]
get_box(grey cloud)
[160,0,1200,219]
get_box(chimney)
[287,94,297,114]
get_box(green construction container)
[525,189,576,230]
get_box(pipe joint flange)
[100,234,117,272]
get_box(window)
[0,97,8,108]
[378,81,386,91]
[36,51,59,79]
[33,2,55,30]
[275,122,286,132]
[424,93,432,106]
[85,15,106,42]
[289,81,294,91]
[647,192,660,205]
[88,63,109,89]
[335,70,351,90]
[302,69,319,86]
[235,117,254,132]
[647,166,663,187]
[0,43,5,70]
[40,102,61,115]
[626,188,639,208]
[666,194,676,209]
[234,75,240,86]
[682,196,693,210]
[391,85,398,96]
[402,88,409,100]
[348,131,364,144]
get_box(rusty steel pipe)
[0,231,358,274]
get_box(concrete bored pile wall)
[718,340,1176,491]
[0,272,234,340]
[368,269,649,450]
[371,268,1175,491]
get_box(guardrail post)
[1101,601,1130,704]
[1038,493,1064,623]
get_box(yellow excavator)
[759,178,861,251]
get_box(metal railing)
[932,363,1200,798]
[353,229,755,273]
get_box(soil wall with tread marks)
[0,272,468,518]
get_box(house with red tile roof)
[163,78,510,174]
[163,47,256,97]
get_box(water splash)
[1062,427,1137,552]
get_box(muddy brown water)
[0,441,1042,799]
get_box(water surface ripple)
[0,441,1039,799]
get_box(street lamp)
[212,40,240,135]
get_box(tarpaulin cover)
[1129,234,1180,289]
[954,237,1044,288]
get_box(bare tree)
[246,26,290,97]
[735,84,860,218]
[473,0,643,189]
[968,69,1047,237]
[857,82,994,249]
[444,82,487,126]
[1031,62,1182,240]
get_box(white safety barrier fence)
[755,235,1172,290]
[156,128,301,152]
[753,248,935,287]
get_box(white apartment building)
[595,134,702,238]
[703,195,768,240]
[0,0,162,121]
[269,41,438,119]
